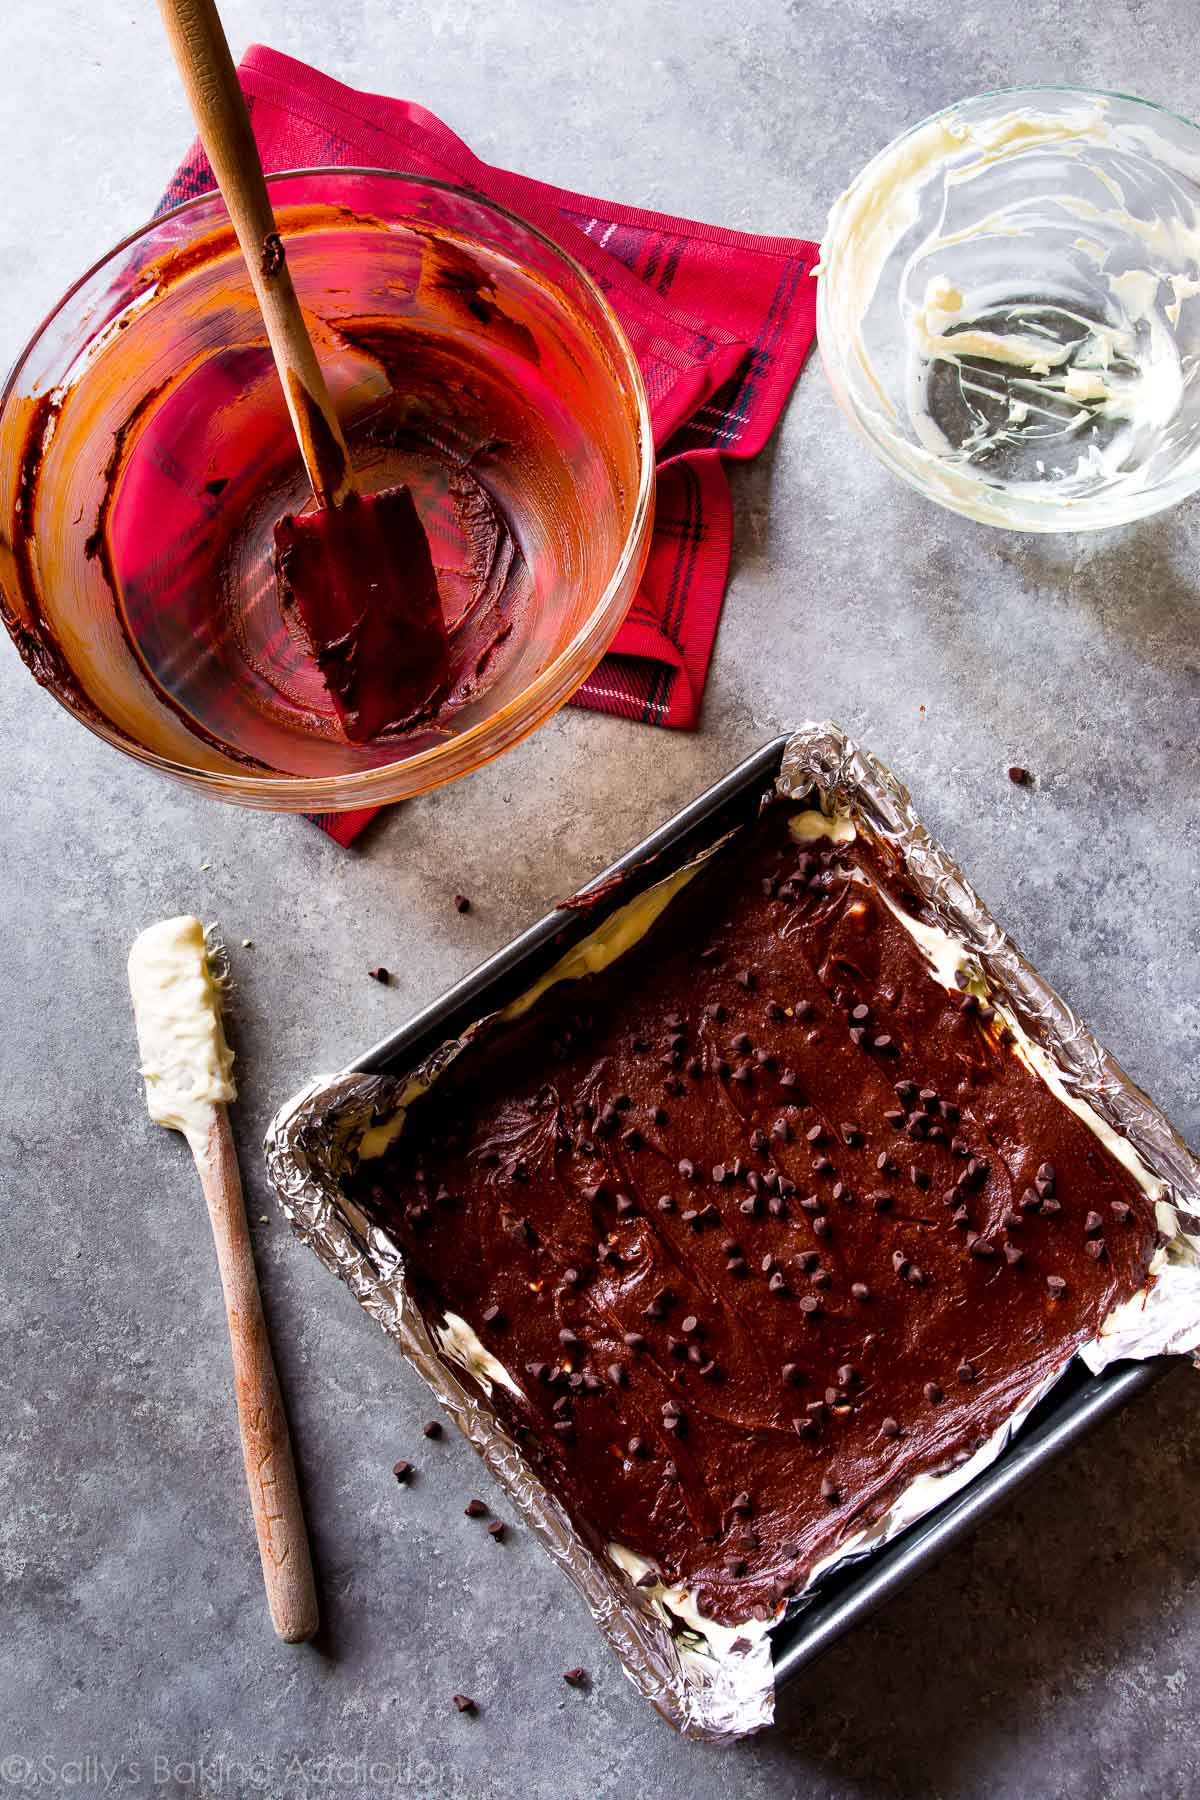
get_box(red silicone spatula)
[156,0,449,740]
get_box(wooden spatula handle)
[155,0,354,509]
[192,1107,319,1643]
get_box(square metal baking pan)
[329,731,1172,1690]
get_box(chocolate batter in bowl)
[0,172,653,806]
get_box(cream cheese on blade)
[127,916,235,1152]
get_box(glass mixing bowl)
[817,88,1200,530]
[0,171,653,808]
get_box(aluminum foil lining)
[264,722,1200,1743]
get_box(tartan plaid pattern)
[160,48,817,845]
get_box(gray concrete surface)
[3,3,1200,1796]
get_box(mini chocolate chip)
[563,1667,588,1687]
[678,1159,695,1180]
[1020,1188,1042,1213]
[1085,1238,1106,1260]
[1037,1162,1056,1184]
[820,1475,840,1503]
[851,1282,872,1301]
[607,1363,626,1387]
[782,1362,803,1385]
[768,1271,790,1295]
[735,969,755,990]
[870,1191,894,1214]
[923,1383,943,1403]
[837,1364,860,1389]
[465,1499,488,1517]
[452,1694,476,1714]
[910,1167,931,1191]
[482,1304,505,1326]
[368,966,390,984]
[1046,1275,1068,1296]
[969,1239,998,1260]
[892,1250,910,1274]
[957,1362,978,1383]
[686,1057,704,1077]
[423,1421,443,1440]
[487,1520,506,1541]
[1041,1196,1062,1217]
[731,1491,753,1515]
[1004,1244,1024,1265]
[453,892,471,912]
[664,1461,679,1480]
[1084,1210,1104,1235]
[884,1110,907,1128]
[880,1417,901,1439]
[627,1437,647,1458]
[873,1035,894,1052]
[799,1295,822,1316]
[795,999,814,1020]
[1008,766,1033,785]
[615,1193,637,1216]
[724,1555,748,1576]
[1111,1200,1134,1222]
[657,1195,674,1213]
[392,1460,413,1483]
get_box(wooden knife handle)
[155,0,354,508]
[192,1107,319,1643]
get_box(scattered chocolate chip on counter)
[392,1460,413,1484]
[454,893,472,913]
[1007,766,1035,786]
[368,965,390,984]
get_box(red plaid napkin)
[160,47,817,845]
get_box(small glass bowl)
[0,171,653,809]
[817,88,1200,531]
